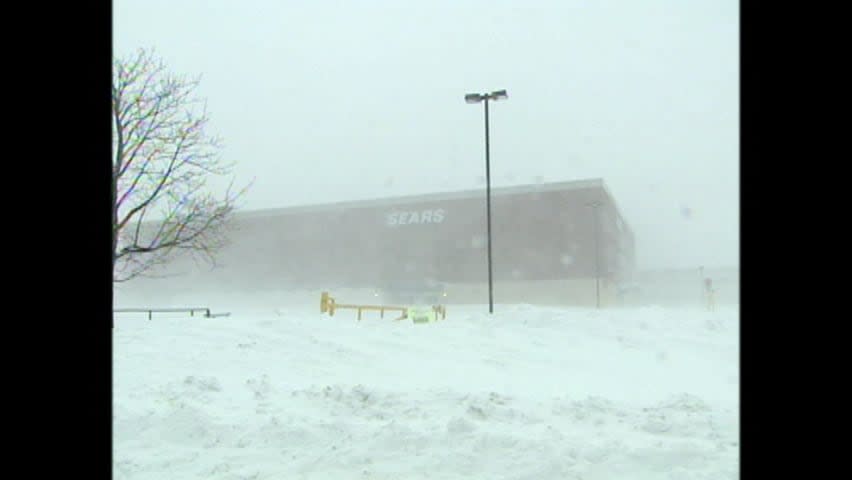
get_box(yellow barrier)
[320,291,446,322]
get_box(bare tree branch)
[112,48,251,283]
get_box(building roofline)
[236,178,607,220]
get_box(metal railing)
[114,307,212,320]
[320,291,447,322]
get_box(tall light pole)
[586,200,603,309]
[465,89,508,314]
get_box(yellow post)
[320,292,329,313]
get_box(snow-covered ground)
[113,298,739,480]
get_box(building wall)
[124,180,637,307]
[213,183,633,288]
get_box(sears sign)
[386,208,445,226]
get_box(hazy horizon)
[114,0,738,270]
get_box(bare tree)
[112,48,249,283]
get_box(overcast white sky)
[114,0,738,270]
